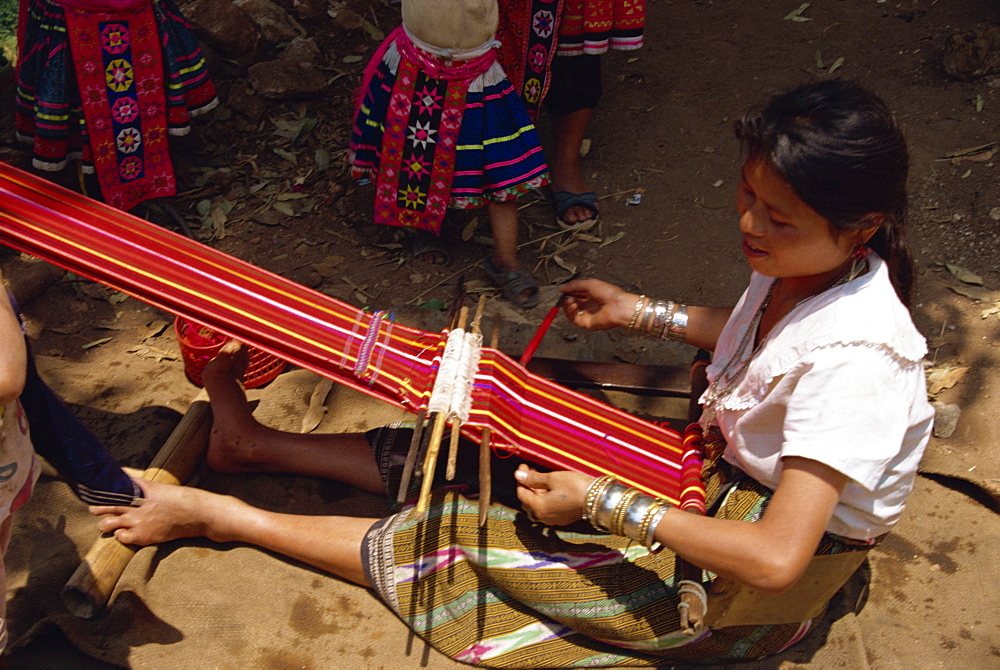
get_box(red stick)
[519,296,565,366]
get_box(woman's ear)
[852,213,884,248]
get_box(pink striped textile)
[0,163,702,505]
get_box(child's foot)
[551,148,599,226]
[202,342,275,473]
[485,255,539,309]
[408,229,450,265]
[553,190,600,228]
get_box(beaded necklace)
[700,256,869,426]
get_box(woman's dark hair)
[734,80,914,305]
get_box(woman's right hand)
[560,279,638,331]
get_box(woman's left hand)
[515,465,595,526]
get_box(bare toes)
[202,341,248,383]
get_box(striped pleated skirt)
[360,424,873,667]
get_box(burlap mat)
[5,369,997,668]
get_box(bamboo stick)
[396,409,426,504]
[446,297,486,481]
[412,412,448,519]
[478,312,500,526]
[61,390,212,619]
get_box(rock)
[278,36,324,67]
[180,0,262,63]
[931,401,961,439]
[234,0,304,44]
[227,84,268,121]
[247,60,328,100]
[942,25,1000,81]
[333,7,363,30]
[292,0,326,21]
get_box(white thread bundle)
[449,331,481,423]
[427,329,465,415]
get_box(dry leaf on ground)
[945,263,984,285]
[926,365,970,395]
[300,377,333,433]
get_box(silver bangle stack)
[625,295,689,342]
[583,476,671,547]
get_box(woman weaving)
[90,80,933,666]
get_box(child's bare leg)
[91,479,374,587]
[202,342,385,495]
[487,200,538,307]
[551,108,597,224]
[487,200,521,272]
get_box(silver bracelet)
[667,304,688,342]
[611,488,642,536]
[583,475,614,527]
[638,299,657,334]
[659,300,676,339]
[620,493,659,541]
[647,300,670,337]
[641,502,670,547]
[592,480,630,532]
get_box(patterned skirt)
[14,0,217,209]
[557,0,647,56]
[349,39,549,228]
[361,424,875,667]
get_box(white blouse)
[701,255,934,539]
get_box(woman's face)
[737,159,859,283]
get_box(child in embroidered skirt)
[14,0,218,212]
[0,268,141,653]
[350,0,548,308]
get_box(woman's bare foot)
[199,342,386,492]
[201,341,277,473]
[89,478,239,545]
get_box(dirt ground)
[1,0,998,667]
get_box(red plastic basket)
[174,316,286,388]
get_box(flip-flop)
[552,190,600,229]
[484,257,539,309]
[407,229,450,265]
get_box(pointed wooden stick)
[412,412,448,518]
[447,297,486,480]
[479,311,501,526]
[397,408,426,504]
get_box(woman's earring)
[848,246,866,280]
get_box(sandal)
[484,257,539,309]
[553,190,600,229]
[408,229,450,265]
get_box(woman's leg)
[91,479,375,586]
[202,342,385,495]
